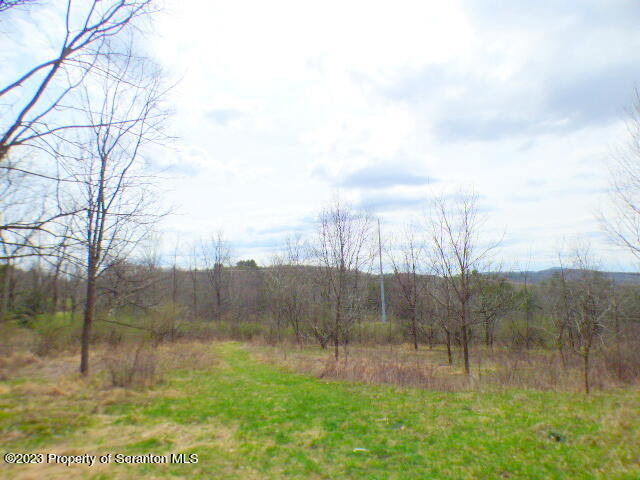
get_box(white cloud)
[4,0,638,268]
[140,0,640,267]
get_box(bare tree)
[200,231,232,320]
[187,241,200,318]
[565,244,613,394]
[60,49,167,375]
[514,271,541,351]
[432,277,456,365]
[542,256,576,368]
[314,198,372,359]
[472,271,515,349]
[428,189,499,376]
[0,161,47,319]
[601,91,640,260]
[389,223,426,350]
[265,235,310,345]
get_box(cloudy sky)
[6,0,640,270]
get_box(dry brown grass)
[251,343,640,393]
[155,340,219,371]
[251,344,468,391]
[317,350,469,392]
[103,341,159,388]
[0,340,223,479]
[0,339,218,388]
[101,339,220,388]
[2,418,239,480]
[0,351,40,369]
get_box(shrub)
[146,302,188,342]
[352,321,404,345]
[29,313,80,356]
[103,341,159,388]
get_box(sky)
[4,0,640,271]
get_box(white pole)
[378,218,387,323]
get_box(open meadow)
[1,340,638,480]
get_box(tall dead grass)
[253,344,640,393]
[103,341,159,388]
[101,340,219,388]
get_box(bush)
[352,321,404,345]
[603,340,640,383]
[103,341,159,388]
[0,320,38,356]
[29,313,80,356]
[146,302,188,342]
[233,322,266,341]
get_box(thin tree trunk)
[445,329,452,365]
[51,261,61,314]
[172,264,178,304]
[583,350,590,394]
[484,316,491,347]
[8,272,15,311]
[80,268,97,375]
[461,323,470,376]
[334,307,340,360]
[191,269,198,317]
[557,325,567,369]
[411,311,418,350]
[524,309,531,351]
[614,306,622,379]
[0,262,11,322]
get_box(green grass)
[1,342,639,479]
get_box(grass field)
[1,342,639,479]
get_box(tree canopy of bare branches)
[314,198,372,359]
[601,92,640,261]
[200,231,232,320]
[0,0,159,261]
[0,0,157,161]
[0,0,36,13]
[428,189,499,375]
[389,223,428,350]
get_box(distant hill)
[501,268,640,285]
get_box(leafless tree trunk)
[0,258,12,322]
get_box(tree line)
[2,193,640,393]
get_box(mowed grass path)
[1,342,639,479]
